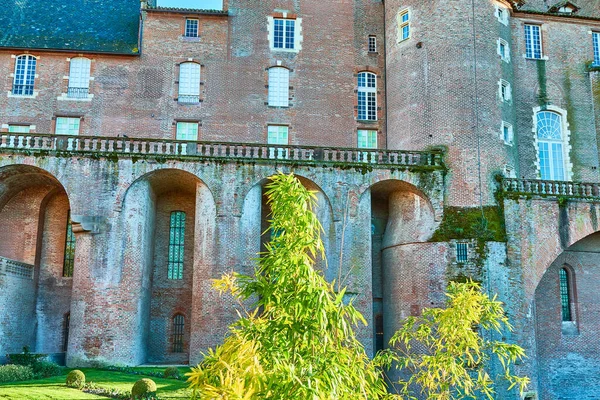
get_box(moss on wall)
[537,59,548,106]
[430,206,506,243]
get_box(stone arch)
[0,164,74,363]
[533,231,600,400]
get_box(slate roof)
[0,0,141,54]
[514,0,600,18]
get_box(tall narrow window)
[67,57,91,99]
[495,5,509,25]
[398,10,410,42]
[593,32,600,66]
[63,212,76,278]
[358,72,377,121]
[55,117,81,135]
[267,125,289,159]
[524,24,542,59]
[537,111,566,180]
[274,18,295,49]
[185,19,199,37]
[502,121,513,145]
[456,242,469,262]
[497,38,510,62]
[12,55,37,96]
[172,314,185,353]
[375,314,384,353]
[268,67,290,107]
[168,211,186,280]
[368,36,377,53]
[63,313,70,352]
[178,62,201,104]
[559,268,572,322]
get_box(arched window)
[67,57,91,98]
[168,211,186,280]
[178,62,201,104]
[559,268,573,322]
[268,67,289,107]
[63,211,76,277]
[12,55,37,96]
[537,111,567,181]
[357,72,377,121]
[172,314,185,353]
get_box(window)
[495,5,509,25]
[358,129,377,162]
[524,24,542,59]
[375,314,384,352]
[12,55,37,96]
[185,19,199,37]
[357,72,377,121]
[176,122,198,141]
[267,125,289,159]
[497,38,510,62]
[55,117,80,135]
[8,125,31,133]
[537,111,567,180]
[178,62,201,104]
[63,211,76,278]
[398,10,410,42]
[67,57,91,99]
[274,18,295,49]
[499,80,511,102]
[504,164,516,178]
[593,32,600,66]
[268,67,290,107]
[172,314,185,353]
[368,35,377,52]
[168,211,186,280]
[456,242,469,262]
[559,268,572,322]
[502,121,513,145]
[63,313,70,352]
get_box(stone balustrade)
[0,133,445,169]
[0,257,34,280]
[501,178,600,200]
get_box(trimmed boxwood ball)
[132,378,157,399]
[163,366,180,379]
[66,369,85,389]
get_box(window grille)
[357,72,377,121]
[274,18,295,49]
[12,55,36,96]
[456,242,469,263]
[63,313,70,352]
[268,67,290,107]
[63,211,76,278]
[525,24,542,59]
[168,211,186,280]
[172,314,185,353]
[185,19,199,37]
[368,36,377,52]
[559,268,572,322]
[178,62,201,104]
[67,57,91,98]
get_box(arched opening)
[120,169,213,365]
[368,180,436,354]
[0,165,73,364]
[534,231,600,399]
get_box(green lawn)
[0,368,192,399]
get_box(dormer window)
[548,1,580,14]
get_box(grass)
[0,367,192,399]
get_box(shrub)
[66,369,86,389]
[163,366,180,379]
[7,347,47,366]
[0,364,35,383]
[32,360,62,378]
[131,378,157,399]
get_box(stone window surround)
[532,105,573,181]
[58,56,95,102]
[397,8,410,43]
[522,22,549,60]
[497,38,511,63]
[7,54,40,99]
[560,264,580,336]
[175,58,204,104]
[501,121,514,145]
[498,79,512,103]
[494,3,509,26]
[267,12,303,53]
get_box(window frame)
[175,121,199,141]
[178,62,201,104]
[8,125,32,133]
[357,72,377,121]
[501,121,514,145]
[268,66,290,107]
[167,211,186,280]
[593,32,600,66]
[559,267,573,322]
[368,35,377,53]
[172,314,185,353]
[455,242,469,263]
[184,18,199,38]
[55,117,81,136]
[499,79,512,102]
[497,38,510,62]
[495,4,509,25]
[268,16,302,52]
[12,54,37,97]
[397,9,410,42]
[267,125,289,159]
[67,57,92,99]
[524,24,543,59]
[534,107,572,181]
[63,211,76,278]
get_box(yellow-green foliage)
[131,378,157,399]
[187,172,390,399]
[65,370,85,389]
[379,281,529,399]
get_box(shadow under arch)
[0,163,74,363]
[533,231,600,400]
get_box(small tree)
[186,173,389,399]
[379,280,529,400]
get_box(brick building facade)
[0,0,600,398]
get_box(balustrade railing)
[0,257,34,280]
[0,133,445,169]
[67,87,89,99]
[502,178,600,200]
